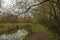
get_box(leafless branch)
[17,0,49,16]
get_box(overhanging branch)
[17,0,49,16]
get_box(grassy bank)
[0,23,36,34]
[40,24,60,40]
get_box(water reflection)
[0,30,28,40]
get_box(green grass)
[40,24,60,40]
[31,24,36,33]
[0,23,18,34]
[0,23,36,34]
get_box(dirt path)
[27,25,48,40]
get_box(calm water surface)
[0,30,28,40]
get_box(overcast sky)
[0,0,39,15]
[1,0,16,8]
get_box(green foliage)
[0,23,36,35]
[31,0,60,36]
[0,14,17,23]
[31,24,36,33]
[40,25,60,40]
[19,23,36,34]
[0,23,18,34]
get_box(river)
[0,30,28,40]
